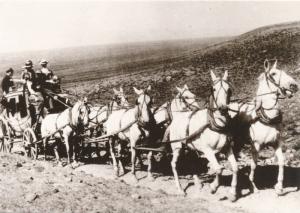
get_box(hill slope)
[69,21,300,158]
[73,21,300,104]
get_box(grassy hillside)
[0,37,228,84]
[71,22,300,104]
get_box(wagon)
[0,88,70,159]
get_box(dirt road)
[0,153,299,213]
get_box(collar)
[255,107,282,126]
[207,107,230,133]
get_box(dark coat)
[1,75,14,94]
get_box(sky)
[0,1,300,53]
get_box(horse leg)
[43,138,47,161]
[227,147,238,202]
[64,134,71,164]
[204,149,223,194]
[274,144,284,196]
[53,141,62,166]
[130,139,139,183]
[72,137,79,167]
[136,154,144,167]
[193,174,203,191]
[249,142,260,193]
[109,137,119,177]
[171,148,185,195]
[117,142,125,176]
[147,151,155,181]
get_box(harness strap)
[166,101,173,124]
[82,119,137,143]
[254,107,282,126]
[68,107,76,130]
[185,109,199,138]
[164,123,210,144]
[118,108,131,140]
[207,108,230,133]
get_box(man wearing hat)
[37,59,57,112]
[39,59,53,80]
[22,60,36,90]
[21,60,36,94]
[1,68,15,95]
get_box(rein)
[161,80,232,144]
[175,89,200,111]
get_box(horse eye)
[271,72,276,76]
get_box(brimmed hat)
[40,59,48,65]
[6,68,14,73]
[22,60,33,69]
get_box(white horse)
[41,99,90,165]
[169,70,238,201]
[104,86,154,180]
[229,60,298,195]
[153,84,200,124]
[145,85,200,179]
[88,87,129,136]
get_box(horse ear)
[257,73,265,81]
[119,87,123,93]
[113,88,118,94]
[223,70,228,81]
[176,86,182,93]
[146,85,151,91]
[264,59,270,72]
[183,84,189,90]
[210,70,217,81]
[83,97,88,104]
[272,60,278,70]
[133,87,143,95]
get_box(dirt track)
[0,153,299,213]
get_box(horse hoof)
[114,171,119,177]
[249,185,259,194]
[57,162,63,167]
[210,184,218,194]
[177,190,186,196]
[71,162,79,169]
[131,174,139,184]
[275,185,284,196]
[195,182,203,191]
[146,175,155,182]
[228,193,237,202]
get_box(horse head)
[210,70,232,115]
[258,59,298,98]
[71,98,90,128]
[113,87,129,107]
[174,84,199,111]
[133,85,154,127]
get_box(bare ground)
[0,152,299,213]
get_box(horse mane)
[71,101,82,127]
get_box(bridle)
[74,102,89,129]
[209,79,232,113]
[113,93,128,107]
[135,92,154,128]
[207,78,232,132]
[256,60,291,110]
[175,89,199,111]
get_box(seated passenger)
[2,68,15,95]
[22,60,40,94]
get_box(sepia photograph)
[0,0,299,212]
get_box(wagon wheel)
[23,128,38,160]
[0,116,12,153]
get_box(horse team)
[38,59,298,202]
